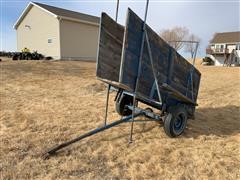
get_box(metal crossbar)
[145,31,162,103]
[168,40,199,101]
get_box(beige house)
[14,2,100,60]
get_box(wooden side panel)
[120,9,201,104]
[96,13,124,83]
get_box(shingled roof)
[33,2,99,23]
[14,2,100,29]
[210,31,240,44]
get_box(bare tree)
[160,26,189,50]
[185,34,200,58]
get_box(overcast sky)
[0,0,239,57]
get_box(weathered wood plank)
[161,83,198,105]
[120,8,201,104]
[96,9,201,107]
[96,13,124,83]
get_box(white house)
[206,31,240,66]
[14,2,100,60]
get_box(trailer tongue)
[43,108,161,159]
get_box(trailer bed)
[97,9,201,110]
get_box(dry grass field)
[0,58,240,179]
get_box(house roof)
[14,2,100,29]
[210,31,240,44]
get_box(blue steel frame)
[128,38,199,142]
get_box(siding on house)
[16,5,60,59]
[227,44,237,52]
[59,19,99,60]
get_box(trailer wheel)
[164,106,187,137]
[116,94,133,116]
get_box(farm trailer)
[43,7,201,158]
[97,8,201,138]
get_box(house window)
[48,39,52,43]
[215,44,225,52]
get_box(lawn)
[0,59,239,179]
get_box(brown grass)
[0,58,240,179]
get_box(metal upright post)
[190,42,199,100]
[185,41,199,100]
[192,42,199,67]
[103,84,111,126]
[129,0,150,143]
[115,0,120,22]
[103,0,120,127]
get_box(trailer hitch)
[42,112,143,159]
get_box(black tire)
[164,105,187,137]
[115,94,133,116]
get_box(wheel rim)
[173,113,186,134]
[116,94,133,116]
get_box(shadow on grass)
[98,105,240,140]
[101,105,240,140]
[43,105,239,158]
[183,105,240,138]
